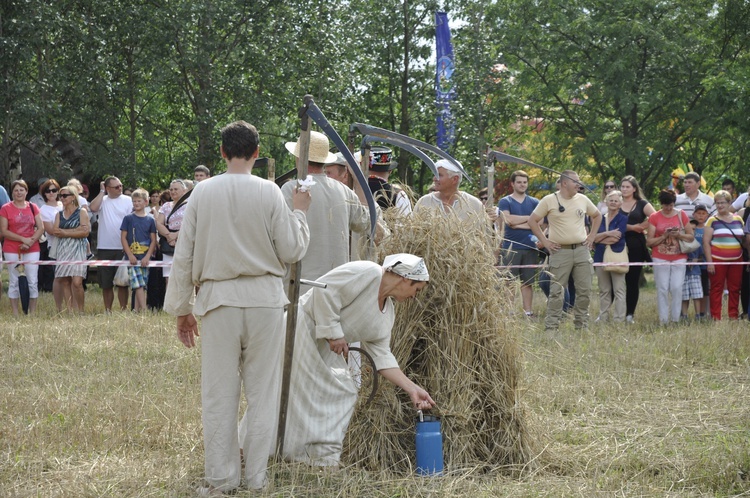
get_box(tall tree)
[490,0,750,195]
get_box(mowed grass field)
[1,277,749,497]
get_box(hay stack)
[343,210,534,472]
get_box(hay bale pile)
[343,210,534,472]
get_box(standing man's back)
[165,120,311,495]
[281,130,369,281]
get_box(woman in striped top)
[703,190,745,320]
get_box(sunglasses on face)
[47,189,59,193]
[108,184,123,189]
[60,193,74,198]
[604,185,615,189]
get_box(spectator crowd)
[1,159,749,326]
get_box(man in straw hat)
[528,170,601,332]
[165,120,311,494]
[282,130,370,281]
[413,159,484,222]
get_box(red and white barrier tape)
[0,259,173,267]
[496,260,750,269]
[0,259,746,270]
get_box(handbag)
[48,240,57,259]
[159,230,176,255]
[113,261,130,287]
[603,214,629,274]
[677,210,701,254]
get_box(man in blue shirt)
[498,170,540,316]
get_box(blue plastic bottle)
[415,410,444,475]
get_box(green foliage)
[490,0,750,197]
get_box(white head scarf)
[382,253,429,282]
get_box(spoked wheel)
[347,346,379,407]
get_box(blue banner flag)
[435,11,456,153]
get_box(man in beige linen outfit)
[281,131,370,281]
[413,159,485,222]
[164,121,311,494]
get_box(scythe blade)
[303,100,378,240]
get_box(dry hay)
[343,209,535,473]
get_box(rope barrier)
[0,259,173,267]
[495,260,749,269]
[0,259,746,269]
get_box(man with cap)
[528,170,601,332]
[413,159,484,221]
[282,130,370,281]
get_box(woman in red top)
[0,180,46,315]
[647,189,694,324]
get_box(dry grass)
[1,264,750,496]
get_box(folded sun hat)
[285,130,338,164]
[434,158,463,174]
[325,152,348,167]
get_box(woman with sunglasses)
[597,180,617,215]
[38,179,62,296]
[619,175,655,323]
[51,186,90,312]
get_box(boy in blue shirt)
[681,211,707,320]
[120,189,157,312]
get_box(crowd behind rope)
[0,166,207,316]
[1,167,749,324]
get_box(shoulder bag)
[603,213,629,274]
[158,195,189,255]
[677,210,700,254]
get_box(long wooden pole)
[276,95,312,458]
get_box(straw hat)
[285,130,338,164]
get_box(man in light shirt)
[675,172,715,219]
[528,170,601,331]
